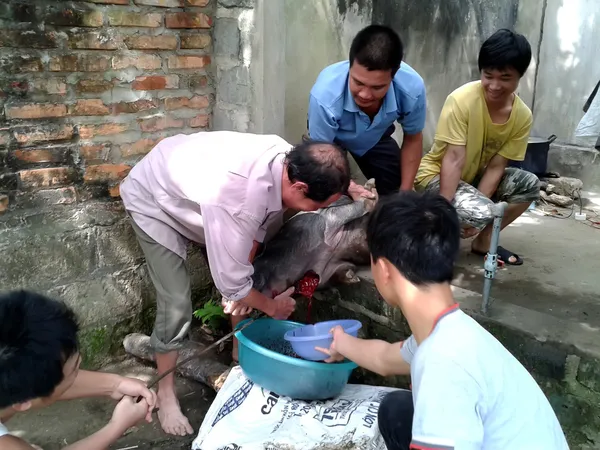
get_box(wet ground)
[4,357,215,450]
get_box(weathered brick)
[12,148,68,165]
[20,167,74,188]
[165,12,212,29]
[68,31,120,50]
[79,123,129,140]
[134,0,183,6]
[0,132,10,148]
[79,143,110,162]
[1,80,29,99]
[0,194,8,214]
[82,0,129,4]
[70,99,110,116]
[0,30,58,49]
[108,184,120,197]
[14,125,74,146]
[49,55,111,72]
[189,114,209,128]
[114,99,158,114]
[76,79,114,94]
[112,54,162,70]
[1,3,37,22]
[132,75,179,90]
[5,103,67,120]
[0,56,43,73]
[45,7,104,27]
[189,75,209,90]
[185,0,210,5]
[84,164,131,184]
[168,55,211,69]
[124,35,177,50]
[121,138,161,157]
[138,116,184,132]
[16,187,77,208]
[108,11,162,27]
[83,0,128,4]
[181,33,211,49]
[164,95,210,110]
[31,78,67,95]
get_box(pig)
[251,179,379,297]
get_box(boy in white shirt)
[0,290,158,450]
[317,191,569,450]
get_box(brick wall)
[0,0,216,368]
[0,0,215,213]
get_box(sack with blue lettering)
[191,365,403,450]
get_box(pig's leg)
[322,200,371,246]
[327,262,362,285]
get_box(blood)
[294,270,320,324]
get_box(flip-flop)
[472,246,523,266]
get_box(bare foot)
[157,390,194,436]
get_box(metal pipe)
[481,201,507,314]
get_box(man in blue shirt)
[307,25,427,198]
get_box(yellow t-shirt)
[415,80,533,189]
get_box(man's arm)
[439,144,467,201]
[200,205,286,317]
[476,153,509,199]
[399,131,423,191]
[320,328,413,376]
[307,94,338,142]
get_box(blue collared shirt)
[307,60,427,157]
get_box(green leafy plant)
[193,299,227,331]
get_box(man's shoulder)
[446,80,483,108]
[310,61,349,111]
[392,61,425,99]
[513,94,533,125]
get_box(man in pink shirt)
[119,130,350,436]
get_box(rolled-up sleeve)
[200,204,262,301]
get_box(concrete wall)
[532,0,600,146]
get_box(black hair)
[0,290,79,408]
[478,29,532,77]
[367,191,460,285]
[285,140,350,202]
[349,24,404,75]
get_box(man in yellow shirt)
[415,29,540,266]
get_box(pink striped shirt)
[120,131,291,301]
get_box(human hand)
[110,376,157,423]
[222,297,253,316]
[109,396,151,434]
[348,180,376,201]
[270,287,296,320]
[315,325,346,363]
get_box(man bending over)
[414,29,540,265]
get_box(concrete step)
[548,143,600,191]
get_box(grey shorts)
[128,212,199,353]
[423,167,540,230]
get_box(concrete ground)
[451,193,600,326]
[4,358,215,450]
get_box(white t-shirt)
[0,420,8,438]
[400,305,569,450]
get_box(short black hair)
[367,191,460,285]
[478,29,532,77]
[0,290,79,408]
[285,140,350,202]
[349,24,404,75]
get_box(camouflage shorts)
[423,167,541,230]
